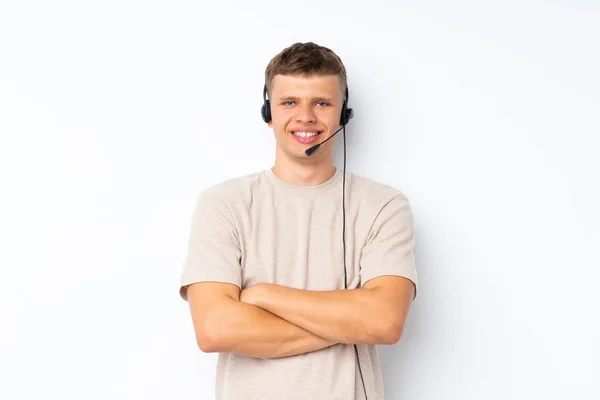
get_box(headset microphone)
[305,125,345,156]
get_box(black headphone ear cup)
[261,99,271,123]
[340,87,353,126]
[340,104,354,125]
[346,107,354,123]
[261,85,271,123]
[340,105,347,126]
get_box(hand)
[240,283,268,306]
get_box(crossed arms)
[185,276,415,359]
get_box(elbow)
[196,332,216,353]
[195,318,223,353]
[383,324,403,345]
[378,316,404,345]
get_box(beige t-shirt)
[179,168,418,400]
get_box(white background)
[1,1,599,399]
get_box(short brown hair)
[264,42,347,98]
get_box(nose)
[296,102,316,123]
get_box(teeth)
[293,131,320,138]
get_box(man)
[179,42,418,400]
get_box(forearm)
[251,285,397,345]
[202,297,336,358]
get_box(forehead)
[270,74,343,98]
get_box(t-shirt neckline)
[265,168,343,195]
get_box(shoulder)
[346,172,411,212]
[194,170,265,209]
[346,173,415,241]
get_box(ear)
[267,121,273,128]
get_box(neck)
[271,155,336,186]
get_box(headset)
[261,83,368,400]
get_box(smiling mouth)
[289,130,323,145]
[291,130,323,138]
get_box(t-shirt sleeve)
[359,194,418,299]
[178,191,242,301]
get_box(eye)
[283,101,296,106]
[316,101,330,107]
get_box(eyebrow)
[278,96,334,102]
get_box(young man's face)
[268,74,344,163]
